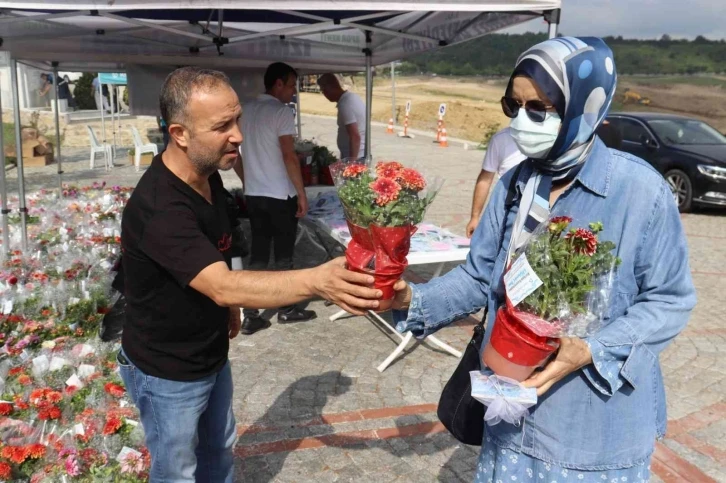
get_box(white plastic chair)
[130,126,158,172]
[87,126,111,169]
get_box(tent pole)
[0,76,10,253]
[295,75,302,139]
[99,78,108,169]
[110,84,116,166]
[364,31,373,162]
[390,61,396,127]
[51,62,63,194]
[546,9,560,39]
[9,59,28,251]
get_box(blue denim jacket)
[395,138,696,470]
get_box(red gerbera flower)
[0,462,11,479]
[0,402,13,416]
[38,405,61,421]
[342,164,367,178]
[17,375,32,386]
[369,178,401,206]
[27,443,46,459]
[375,161,403,179]
[565,228,598,256]
[102,416,123,435]
[548,216,573,234]
[396,168,426,192]
[104,382,126,398]
[4,445,30,464]
[8,367,23,377]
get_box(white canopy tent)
[0,1,561,250]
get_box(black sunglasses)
[501,96,556,123]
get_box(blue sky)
[506,0,726,40]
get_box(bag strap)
[473,163,524,335]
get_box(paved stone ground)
[4,115,724,482]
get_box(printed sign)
[439,103,447,117]
[405,100,411,114]
[503,254,543,307]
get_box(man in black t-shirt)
[118,67,382,483]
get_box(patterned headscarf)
[509,37,618,249]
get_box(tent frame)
[0,4,561,254]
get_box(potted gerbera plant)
[330,161,442,310]
[483,216,621,381]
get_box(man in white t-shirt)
[466,127,527,238]
[236,62,316,334]
[317,74,366,160]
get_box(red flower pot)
[300,165,312,186]
[482,307,559,381]
[345,222,416,303]
[320,166,334,186]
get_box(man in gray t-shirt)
[317,74,366,160]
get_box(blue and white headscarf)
[510,37,618,250]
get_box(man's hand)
[296,193,309,218]
[465,216,480,239]
[522,337,592,396]
[391,280,412,310]
[311,258,381,315]
[228,307,241,339]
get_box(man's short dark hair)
[159,66,231,126]
[264,62,297,91]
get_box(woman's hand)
[522,337,592,396]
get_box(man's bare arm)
[346,123,361,160]
[470,170,496,220]
[466,170,496,238]
[279,135,305,196]
[189,258,381,315]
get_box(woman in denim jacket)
[393,37,696,482]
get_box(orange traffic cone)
[386,118,394,134]
[436,117,443,142]
[439,127,449,147]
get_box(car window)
[618,119,651,143]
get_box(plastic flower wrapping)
[474,214,621,427]
[329,161,443,307]
[0,183,151,482]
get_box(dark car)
[605,113,726,212]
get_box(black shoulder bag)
[436,165,522,446]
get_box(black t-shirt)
[121,155,234,381]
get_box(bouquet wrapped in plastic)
[471,215,621,427]
[330,161,443,310]
[483,215,621,382]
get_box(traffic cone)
[386,118,394,134]
[436,117,442,142]
[439,127,449,147]
[403,115,409,137]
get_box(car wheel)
[664,169,693,213]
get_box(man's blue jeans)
[117,349,236,483]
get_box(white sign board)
[405,100,411,114]
[439,103,447,117]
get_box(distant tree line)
[395,33,726,76]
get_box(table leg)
[330,309,350,322]
[432,262,445,278]
[377,331,413,373]
[424,335,463,358]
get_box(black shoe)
[277,308,317,323]
[240,316,271,335]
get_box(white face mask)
[509,110,562,159]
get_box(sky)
[506,0,726,40]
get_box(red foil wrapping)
[489,305,559,367]
[345,222,417,299]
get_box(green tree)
[74,72,97,110]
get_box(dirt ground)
[300,75,726,144]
